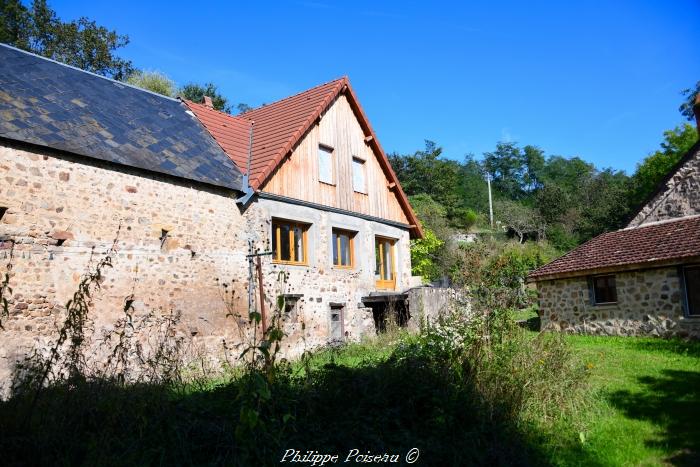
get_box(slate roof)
[528,216,700,281]
[0,43,243,191]
[184,77,424,238]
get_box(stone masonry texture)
[537,267,700,338]
[0,142,415,393]
[628,144,700,227]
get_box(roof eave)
[528,255,700,282]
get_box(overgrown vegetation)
[0,285,592,466]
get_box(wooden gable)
[261,93,410,226]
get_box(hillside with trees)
[397,102,697,286]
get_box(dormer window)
[318,144,334,184]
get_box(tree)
[494,199,543,243]
[0,0,133,79]
[410,228,444,282]
[126,70,177,97]
[408,194,450,238]
[388,141,462,215]
[237,103,253,114]
[483,142,527,200]
[631,123,698,205]
[679,81,700,121]
[179,82,232,113]
[456,154,489,214]
[0,0,31,49]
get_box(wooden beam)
[364,135,374,143]
[387,181,396,189]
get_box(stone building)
[528,98,700,338]
[0,44,427,388]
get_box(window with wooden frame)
[318,144,334,184]
[352,157,366,193]
[375,236,396,290]
[332,229,355,268]
[272,219,309,265]
[592,275,617,305]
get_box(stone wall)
[0,142,415,393]
[406,287,465,331]
[537,267,700,338]
[252,196,412,357]
[628,145,700,227]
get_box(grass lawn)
[559,335,700,467]
[300,331,700,466]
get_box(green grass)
[302,332,700,466]
[550,335,700,466]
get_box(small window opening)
[56,239,65,247]
[592,275,617,304]
[0,207,7,221]
[281,294,302,320]
[330,304,344,342]
[159,229,169,250]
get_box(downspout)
[236,120,256,206]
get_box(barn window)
[352,157,366,193]
[683,266,700,317]
[318,145,334,184]
[0,207,7,221]
[272,219,309,265]
[592,275,617,304]
[332,229,355,268]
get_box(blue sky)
[53,0,700,173]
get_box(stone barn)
[528,98,700,338]
[0,44,432,390]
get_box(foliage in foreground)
[0,306,589,466]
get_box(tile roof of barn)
[0,43,243,191]
[184,77,424,238]
[528,215,700,281]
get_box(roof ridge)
[249,79,344,187]
[243,76,347,114]
[183,98,250,123]
[0,42,181,102]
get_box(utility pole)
[487,173,494,229]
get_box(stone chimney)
[694,92,700,136]
[202,95,213,108]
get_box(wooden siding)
[261,95,410,225]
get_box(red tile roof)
[183,77,423,238]
[528,216,700,281]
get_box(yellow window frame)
[272,219,309,265]
[375,236,396,290]
[332,228,355,269]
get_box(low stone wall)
[537,267,700,338]
[406,287,466,330]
